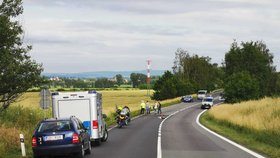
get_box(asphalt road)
[161,103,259,158]
[83,99,263,158]
[86,102,192,158]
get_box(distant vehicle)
[201,96,214,109]
[219,92,225,101]
[181,95,193,102]
[32,117,91,158]
[197,90,207,100]
[51,91,108,145]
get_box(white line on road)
[157,103,201,158]
[196,110,266,158]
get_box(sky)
[19,0,280,73]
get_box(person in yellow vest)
[116,105,122,115]
[140,100,145,114]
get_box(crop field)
[11,90,155,114]
[208,97,280,133]
[201,97,280,158]
[11,89,182,115]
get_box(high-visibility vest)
[141,103,146,109]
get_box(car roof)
[42,117,74,122]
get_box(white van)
[51,91,108,145]
[197,90,207,100]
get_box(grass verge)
[200,111,280,158]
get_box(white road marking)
[157,103,201,158]
[196,110,266,158]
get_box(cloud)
[22,0,280,72]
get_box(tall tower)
[147,59,151,96]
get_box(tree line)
[152,41,280,103]
[45,73,155,89]
[152,48,224,100]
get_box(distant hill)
[43,70,166,79]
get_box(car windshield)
[37,120,72,132]
[185,96,192,98]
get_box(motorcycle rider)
[122,106,131,122]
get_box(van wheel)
[101,128,108,142]
[85,141,92,154]
[76,145,85,158]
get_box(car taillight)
[72,133,80,144]
[32,137,37,147]
[92,120,98,129]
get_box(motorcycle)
[116,112,127,128]
[115,106,131,128]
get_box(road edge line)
[196,110,266,158]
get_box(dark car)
[181,95,193,102]
[32,116,91,158]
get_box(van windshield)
[38,121,72,132]
[198,91,206,94]
[204,98,213,102]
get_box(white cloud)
[22,0,280,72]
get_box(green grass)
[200,112,280,158]
[0,106,51,158]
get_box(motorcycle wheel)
[125,120,128,125]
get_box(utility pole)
[147,59,151,96]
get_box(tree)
[0,0,43,111]
[152,71,177,100]
[224,41,277,99]
[95,78,114,88]
[115,74,124,86]
[224,71,260,103]
[172,49,223,91]
[130,73,147,88]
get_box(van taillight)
[32,137,37,147]
[92,120,98,129]
[72,133,79,144]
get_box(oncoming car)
[197,90,207,100]
[201,96,214,109]
[181,95,193,102]
[32,116,91,158]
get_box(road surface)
[83,99,263,158]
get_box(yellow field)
[11,90,179,115]
[208,97,280,133]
